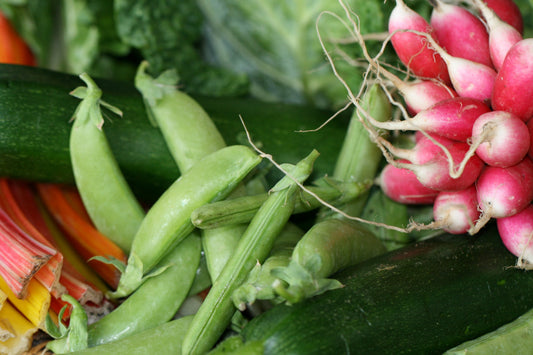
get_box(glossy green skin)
[242,225,533,355]
[0,64,347,202]
[88,233,201,347]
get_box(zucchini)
[238,224,533,355]
[0,64,347,202]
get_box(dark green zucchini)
[238,224,533,355]
[0,64,347,202]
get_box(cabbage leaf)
[198,0,389,108]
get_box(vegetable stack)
[340,0,533,266]
[1,0,533,354]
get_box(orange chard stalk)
[29,182,111,294]
[38,200,111,295]
[37,183,127,289]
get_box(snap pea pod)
[232,223,304,311]
[187,254,212,296]
[202,224,247,281]
[271,218,386,304]
[135,62,250,284]
[112,145,261,298]
[69,73,145,253]
[134,61,227,173]
[191,178,370,229]
[182,150,319,355]
[87,233,201,347]
[67,315,193,355]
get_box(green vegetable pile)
[1,0,533,354]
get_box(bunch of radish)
[367,0,532,267]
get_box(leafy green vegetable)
[197,0,389,109]
[113,0,249,96]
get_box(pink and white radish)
[472,0,522,71]
[399,80,457,114]
[497,204,533,268]
[429,0,493,68]
[471,111,530,168]
[492,38,533,121]
[378,161,439,204]
[411,30,497,102]
[382,134,485,192]
[367,97,491,142]
[473,157,533,233]
[482,0,524,34]
[433,185,480,234]
[388,0,450,83]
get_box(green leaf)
[107,252,171,299]
[45,295,89,354]
[90,255,126,273]
[107,252,145,299]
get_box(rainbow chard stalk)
[0,208,56,299]
[0,178,107,323]
[0,178,64,294]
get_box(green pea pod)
[271,218,386,304]
[202,223,248,281]
[187,254,212,296]
[192,178,370,229]
[69,73,145,253]
[135,61,250,284]
[182,150,319,355]
[88,232,201,347]
[232,223,304,310]
[112,145,261,298]
[134,61,226,173]
[66,315,194,355]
